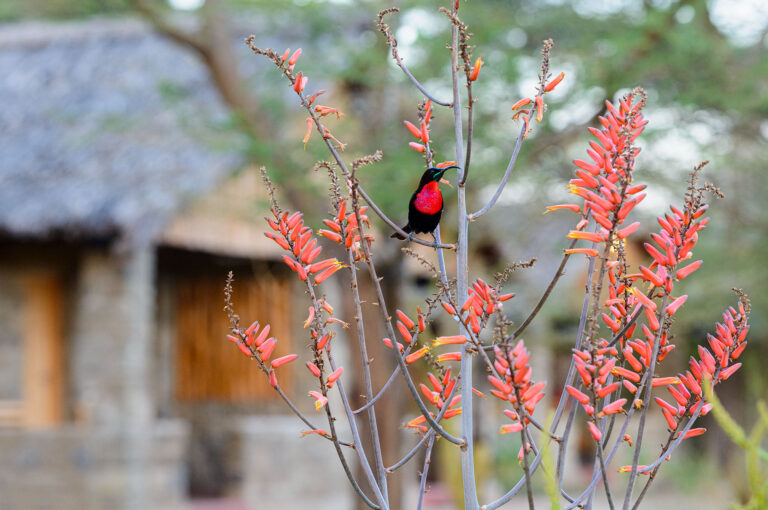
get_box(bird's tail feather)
[391,224,411,240]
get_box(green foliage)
[703,379,768,509]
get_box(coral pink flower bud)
[306,362,321,377]
[535,96,544,122]
[565,385,590,405]
[499,423,524,435]
[406,347,430,364]
[437,352,462,362]
[588,422,602,441]
[288,48,302,66]
[409,142,426,153]
[327,367,344,383]
[469,56,483,81]
[396,309,415,330]
[601,398,627,416]
[271,354,298,368]
[397,321,413,343]
[258,337,277,360]
[404,120,422,138]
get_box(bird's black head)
[419,165,460,187]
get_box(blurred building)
[0,18,351,510]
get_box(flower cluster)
[489,340,545,435]
[317,200,375,259]
[265,209,345,284]
[406,369,462,433]
[554,94,648,254]
[654,301,750,436]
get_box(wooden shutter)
[174,273,294,401]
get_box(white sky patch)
[168,0,204,10]
[710,0,768,46]
[488,175,538,206]
[549,86,605,131]
[506,28,528,49]
[394,8,444,65]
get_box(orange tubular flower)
[309,391,328,411]
[564,248,599,257]
[406,347,430,364]
[587,422,602,441]
[547,204,581,213]
[271,354,298,368]
[544,71,565,92]
[499,423,523,435]
[469,56,483,81]
[396,309,415,329]
[409,142,426,153]
[306,362,321,377]
[302,117,313,145]
[437,352,462,362]
[300,429,328,438]
[511,97,532,110]
[535,96,544,122]
[433,335,467,347]
[404,120,422,138]
[288,48,302,66]
[327,367,344,383]
[303,306,315,328]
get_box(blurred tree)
[6,0,767,501]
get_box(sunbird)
[392,165,459,240]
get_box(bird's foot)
[406,232,415,243]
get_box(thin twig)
[377,8,452,107]
[416,435,437,510]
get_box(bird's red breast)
[413,181,443,214]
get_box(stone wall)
[233,416,354,510]
[0,420,189,510]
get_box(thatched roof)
[0,18,244,247]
